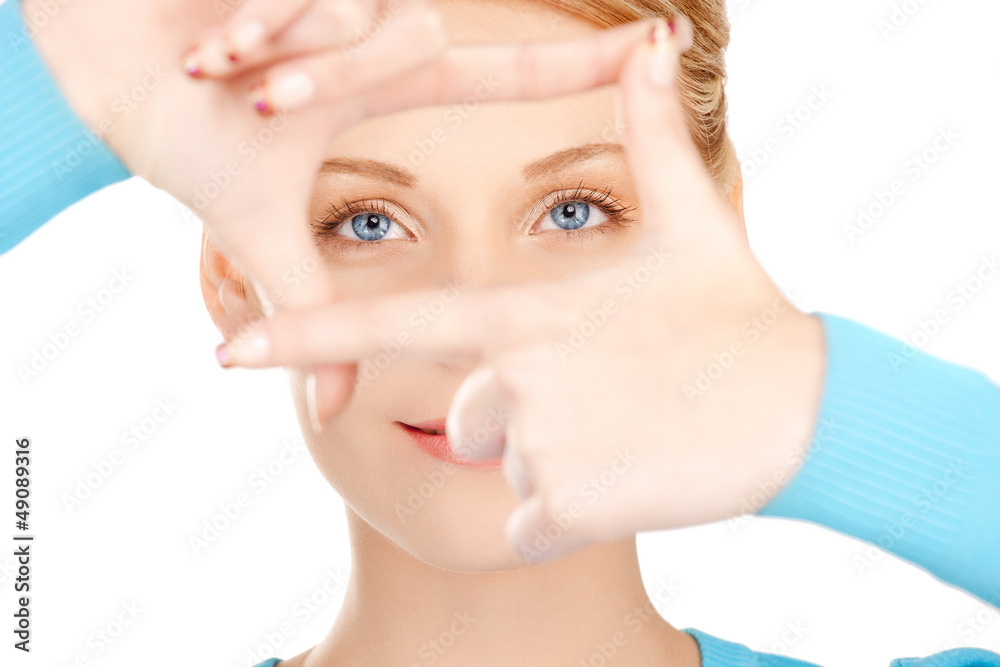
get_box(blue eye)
[536,200,610,233]
[551,201,589,230]
[336,212,409,242]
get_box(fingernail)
[647,17,673,88]
[247,81,274,116]
[306,371,323,434]
[182,48,203,79]
[507,496,550,563]
[267,71,316,112]
[249,81,272,115]
[224,331,271,365]
[225,20,265,62]
[197,38,234,76]
[215,342,230,367]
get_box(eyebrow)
[317,142,626,188]
[319,157,417,188]
[522,143,625,183]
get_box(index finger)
[361,17,658,116]
[215,280,568,368]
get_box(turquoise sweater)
[249,628,1000,667]
[2,1,997,664]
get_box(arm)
[760,313,1000,607]
[0,0,131,255]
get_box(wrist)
[21,0,105,130]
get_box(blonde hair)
[534,0,737,194]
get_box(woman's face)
[293,0,644,573]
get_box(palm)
[31,0,353,300]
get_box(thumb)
[305,363,357,433]
[619,15,735,250]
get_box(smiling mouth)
[399,419,448,436]
[397,420,501,469]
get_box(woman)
[196,1,997,665]
[1,0,997,664]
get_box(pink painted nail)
[249,81,272,116]
[182,48,203,79]
[215,343,230,367]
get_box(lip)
[397,420,502,469]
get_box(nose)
[425,208,527,293]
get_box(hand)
[215,16,827,563]
[25,0,656,304]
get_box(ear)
[199,228,265,341]
[729,161,746,230]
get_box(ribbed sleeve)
[683,628,823,666]
[760,313,1000,606]
[0,0,130,255]
[684,628,1000,666]
[890,649,1000,666]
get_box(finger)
[238,0,374,72]
[183,0,363,77]
[191,112,344,308]
[506,484,609,565]
[248,1,448,115]
[619,16,735,249]
[502,444,533,501]
[506,493,599,564]
[445,365,513,462]
[216,282,571,368]
[305,363,358,432]
[189,0,393,79]
[361,17,657,117]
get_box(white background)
[2,0,999,665]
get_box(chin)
[296,415,530,573]
[380,491,536,574]
[355,460,535,573]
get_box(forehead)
[323,0,626,190]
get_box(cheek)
[288,367,529,572]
